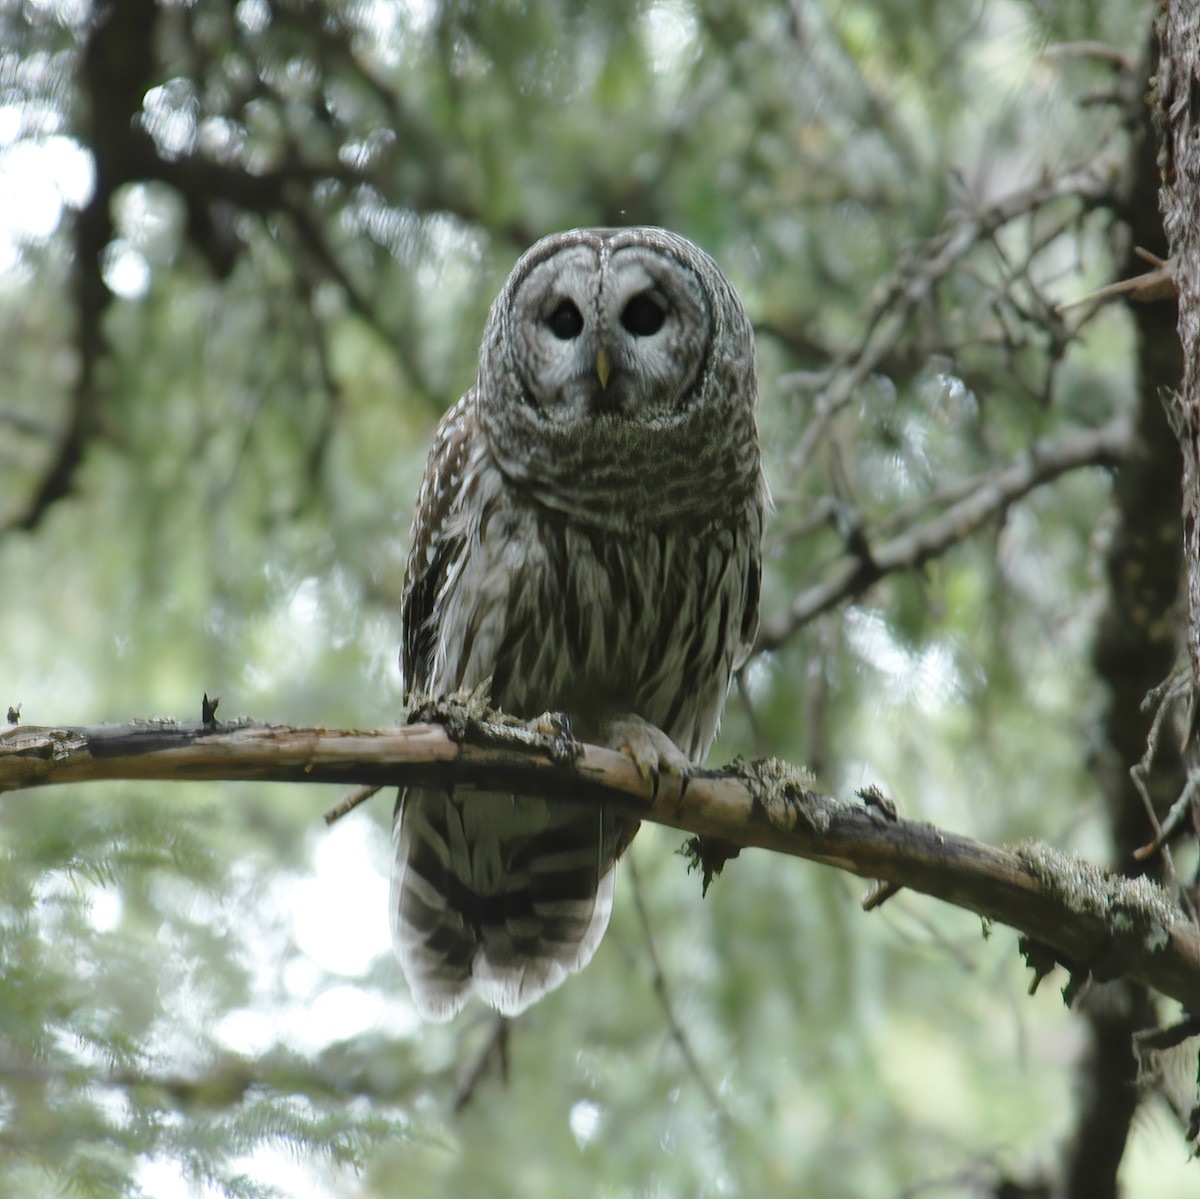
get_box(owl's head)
[476,226,759,523]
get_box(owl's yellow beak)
[595,348,611,390]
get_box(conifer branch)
[3,714,1199,1011]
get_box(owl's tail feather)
[391,788,628,1021]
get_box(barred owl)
[392,226,764,1021]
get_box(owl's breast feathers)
[403,387,763,757]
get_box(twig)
[453,1014,509,1112]
[788,164,1117,478]
[1058,247,1176,311]
[324,785,382,825]
[1129,672,1200,921]
[626,853,730,1128]
[1042,41,1138,73]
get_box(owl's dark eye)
[547,299,584,340]
[620,292,667,337]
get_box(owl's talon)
[607,715,691,788]
[530,710,573,739]
[529,710,581,766]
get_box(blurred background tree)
[0,0,1195,1195]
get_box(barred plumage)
[392,227,764,1020]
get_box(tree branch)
[786,163,1118,478]
[758,417,1133,650]
[3,716,1199,1011]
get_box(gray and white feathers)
[391,226,764,1020]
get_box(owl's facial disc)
[513,243,710,427]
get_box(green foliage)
[1,0,1195,1195]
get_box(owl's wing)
[400,393,474,697]
[734,507,763,670]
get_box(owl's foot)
[527,710,582,766]
[603,715,690,785]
